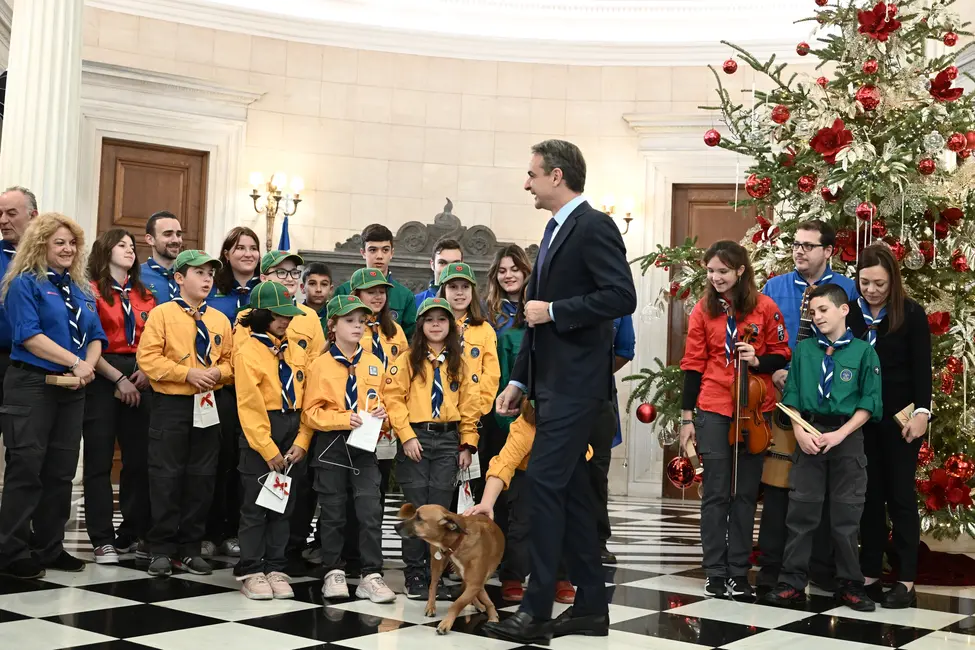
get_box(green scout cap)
[261,250,304,274]
[438,262,476,286]
[175,249,221,271]
[417,296,453,317]
[326,294,374,320]
[249,281,304,316]
[350,267,393,292]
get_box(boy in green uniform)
[764,283,882,611]
[334,224,417,338]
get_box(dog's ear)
[398,503,416,519]
[439,514,467,534]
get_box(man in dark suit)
[483,140,637,643]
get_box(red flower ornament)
[857,2,901,41]
[810,119,853,165]
[930,69,964,102]
[928,311,951,336]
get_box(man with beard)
[141,211,184,305]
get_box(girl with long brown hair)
[679,240,791,599]
[485,245,531,334]
[210,226,261,323]
[83,229,156,564]
[851,243,932,609]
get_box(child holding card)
[301,295,395,603]
[234,281,311,600]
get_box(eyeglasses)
[792,242,826,252]
[272,268,302,279]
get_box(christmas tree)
[627,0,975,538]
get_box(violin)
[727,323,773,455]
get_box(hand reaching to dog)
[464,503,494,519]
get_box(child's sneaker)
[762,582,806,607]
[266,572,294,599]
[704,577,726,597]
[405,574,427,600]
[356,573,396,603]
[726,576,754,598]
[221,537,241,558]
[240,573,273,600]
[135,540,151,563]
[322,569,349,599]
[147,556,172,578]
[94,544,119,565]
[836,580,876,612]
[200,541,216,558]
[173,556,212,575]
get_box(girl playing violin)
[679,240,790,599]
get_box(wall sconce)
[601,194,635,235]
[249,171,303,251]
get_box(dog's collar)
[443,531,467,556]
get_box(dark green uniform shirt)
[494,325,525,432]
[781,336,883,421]
[335,273,418,339]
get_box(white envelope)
[456,450,481,484]
[256,469,292,513]
[193,390,220,428]
[456,480,475,514]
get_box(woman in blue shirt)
[0,213,107,579]
[208,226,261,323]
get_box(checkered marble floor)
[1,491,973,649]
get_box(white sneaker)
[356,573,396,603]
[239,573,273,600]
[322,569,349,599]
[266,571,294,599]
[93,545,119,565]
[200,541,216,558]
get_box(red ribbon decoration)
[199,392,214,407]
[273,476,290,496]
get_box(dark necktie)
[174,298,211,367]
[330,344,363,411]
[112,278,136,346]
[47,270,87,351]
[720,298,737,367]
[252,333,295,411]
[816,328,853,402]
[857,297,886,347]
[428,349,446,418]
[366,320,387,368]
[535,217,558,279]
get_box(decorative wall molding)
[87,0,812,66]
[77,60,263,250]
[622,110,742,498]
[0,0,12,66]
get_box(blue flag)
[278,215,291,251]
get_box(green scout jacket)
[493,325,526,432]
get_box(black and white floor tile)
[1,490,974,649]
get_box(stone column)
[0,0,83,217]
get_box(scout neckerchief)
[815,327,854,402]
[793,265,833,291]
[330,343,363,411]
[719,298,737,367]
[366,317,387,368]
[47,270,87,351]
[252,333,295,411]
[1,243,15,264]
[111,277,136,347]
[146,257,178,300]
[428,348,446,418]
[174,298,211,366]
[857,297,886,347]
[496,299,518,331]
[232,276,261,311]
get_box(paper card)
[347,410,383,452]
[456,480,475,514]
[256,470,292,513]
[456,450,481,484]
[193,391,220,428]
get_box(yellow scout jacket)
[300,346,386,438]
[359,320,409,367]
[234,302,325,368]
[137,301,233,395]
[487,414,594,489]
[457,317,500,416]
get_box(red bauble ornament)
[935,221,950,240]
[953,252,971,272]
[855,84,881,111]
[947,355,965,374]
[871,219,887,238]
[771,104,791,124]
[797,175,817,193]
[815,0,827,5]
[745,174,771,199]
[821,186,839,202]
[797,42,810,56]
[704,129,721,147]
[862,59,879,74]
[918,158,936,175]
[855,201,877,221]
[944,32,959,47]
[946,66,959,81]
[967,131,975,149]
[947,132,967,152]
[722,58,738,74]
[942,372,956,394]
[945,454,975,481]
[636,403,657,424]
[886,238,906,261]
[667,456,696,489]
[817,76,829,88]
[918,440,935,467]
[920,241,936,262]
[928,310,951,334]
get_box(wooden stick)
[775,403,823,438]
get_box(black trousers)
[0,366,85,564]
[860,418,923,582]
[287,455,318,551]
[589,402,616,545]
[500,470,531,581]
[0,351,9,442]
[205,387,241,542]
[238,410,301,576]
[340,457,392,569]
[780,431,867,590]
[82,354,150,548]
[147,392,220,557]
[521,391,608,621]
[757,488,835,586]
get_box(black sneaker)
[114,534,138,554]
[44,551,85,573]
[436,578,463,601]
[405,574,427,600]
[2,557,45,579]
[865,581,885,604]
[704,576,726,597]
[763,582,807,607]
[836,581,876,612]
[135,540,151,563]
[726,576,754,598]
[882,582,916,609]
[173,556,212,576]
[147,556,172,577]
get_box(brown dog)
[395,503,504,634]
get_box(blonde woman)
[0,213,107,579]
